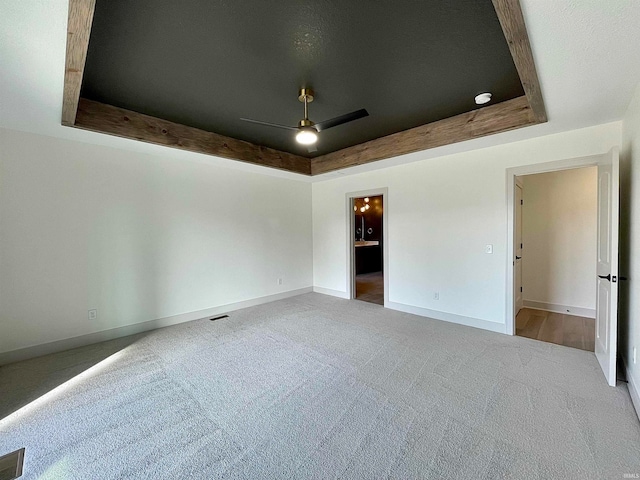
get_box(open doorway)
[352,195,384,305]
[507,149,620,386]
[514,167,597,352]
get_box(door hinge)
[520,243,523,249]
[520,287,523,292]
[520,199,523,205]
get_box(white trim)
[386,301,506,334]
[505,153,604,335]
[345,188,389,307]
[622,356,640,421]
[628,374,640,421]
[522,300,596,319]
[312,286,350,299]
[0,287,312,366]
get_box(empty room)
[1,1,640,479]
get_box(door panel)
[595,147,619,386]
[515,183,523,312]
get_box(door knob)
[598,274,611,281]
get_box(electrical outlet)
[485,244,493,254]
[433,292,439,300]
[277,278,283,285]
[88,309,97,320]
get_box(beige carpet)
[1,293,639,479]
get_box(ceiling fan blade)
[313,109,369,132]
[240,118,298,131]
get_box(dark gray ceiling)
[81,0,524,158]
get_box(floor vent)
[0,448,24,480]
[210,315,229,321]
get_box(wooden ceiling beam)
[310,96,535,175]
[309,0,546,175]
[62,0,96,126]
[61,0,544,176]
[492,0,547,123]
[74,98,311,175]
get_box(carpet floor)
[1,293,639,479]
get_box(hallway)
[516,308,595,352]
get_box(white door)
[515,183,524,313]
[595,147,620,386]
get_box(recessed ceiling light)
[475,92,492,105]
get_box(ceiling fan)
[240,88,369,152]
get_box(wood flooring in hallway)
[516,307,595,352]
[355,271,384,305]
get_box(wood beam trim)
[310,96,535,175]
[492,0,547,123]
[74,98,311,175]
[62,0,96,126]
[63,0,543,177]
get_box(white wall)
[521,167,597,315]
[0,128,312,356]
[312,122,621,332]
[621,81,640,413]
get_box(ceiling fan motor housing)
[298,88,314,103]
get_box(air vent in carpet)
[210,315,229,321]
[0,448,24,480]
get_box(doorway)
[353,195,384,305]
[347,189,388,307]
[514,167,597,352]
[506,148,620,386]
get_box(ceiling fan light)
[296,128,318,145]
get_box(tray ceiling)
[63,0,546,175]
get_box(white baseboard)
[523,300,595,318]
[386,301,506,334]
[312,286,350,299]
[622,356,640,421]
[310,288,506,334]
[0,287,312,366]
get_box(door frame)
[514,178,524,314]
[346,188,389,306]
[505,154,603,335]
